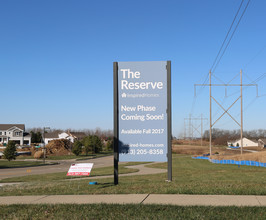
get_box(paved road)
[0,156,114,180]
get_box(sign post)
[166,61,172,181]
[113,62,119,185]
[114,61,172,184]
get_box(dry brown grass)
[211,151,266,163]
[172,139,210,146]
[33,151,43,159]
[172,139,266,162]
[172,144,226,155]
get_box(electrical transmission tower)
[195,70,258,157]
[184,114,208,146]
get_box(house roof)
[0,124,25,131]
[44,132,60,139]
[23,132,31,138]
[44,131,87,140]
[68,132,86,139]
[258,138,266,144]
[227,137,258,143]
[250,139,259,143]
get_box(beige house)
[227,137,258,148]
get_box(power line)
[190,1,251,116]
[227,73,239,84]
[195,70,258,155]
[190,96,197,115]
[190,0,252,124]
[191,72,210,115]
[184,115,208,146]
[254,73,266,83]
[212,0,251,73]
[210,0,245,72]
[243,44,266,69]
[226,72,265,98]
[202,70,265,130]
[214,96,258,128]
[212,74,225,84]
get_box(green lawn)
[16,152,113,161]
[0,165,138,183]
[0,155,266,196]
[0,160,57,168]
[0,204,265,220]
[48,152,113,160]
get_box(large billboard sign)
[114,61,171,162]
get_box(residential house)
[227,137,259,148]
[43,131,86,145]
[0,124,31,145]
[43,131,60,145]
[67,131,86,141]
[258,138,266,149]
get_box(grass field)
[0,204,265,220]
[48,152,113,160]
[15,152,113,161]
[0,154,266,196]
[0,160,57,168]
[0,163,139,183]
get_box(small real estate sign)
[115,61,171,162]
[67,163,94,176]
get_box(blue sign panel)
[118,61,168,162]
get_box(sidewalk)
[0,194,266,206]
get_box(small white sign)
[67,163,94,176]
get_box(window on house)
[15,132,20,136]
[0,132,2,135]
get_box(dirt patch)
[172,144,226,155]
[173,139,210,146]
[241,147,265,151]
[45,139,73,156]
[172,142,266,162]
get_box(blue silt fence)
[192,156,266,168]
[192,156,210,160]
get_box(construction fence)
[192,156,266,168]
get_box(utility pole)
[195,70,258,156]
[43,127,50,164]
[209,70,212,157]
[240,69,243,155]
[184,115,208,146]
[201,114,203,146]
[189,114,192,144]
[184,119,186,139]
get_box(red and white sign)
[67,163,94,176]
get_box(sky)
[1,0,266,137]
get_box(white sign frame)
[67,163,94,176]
